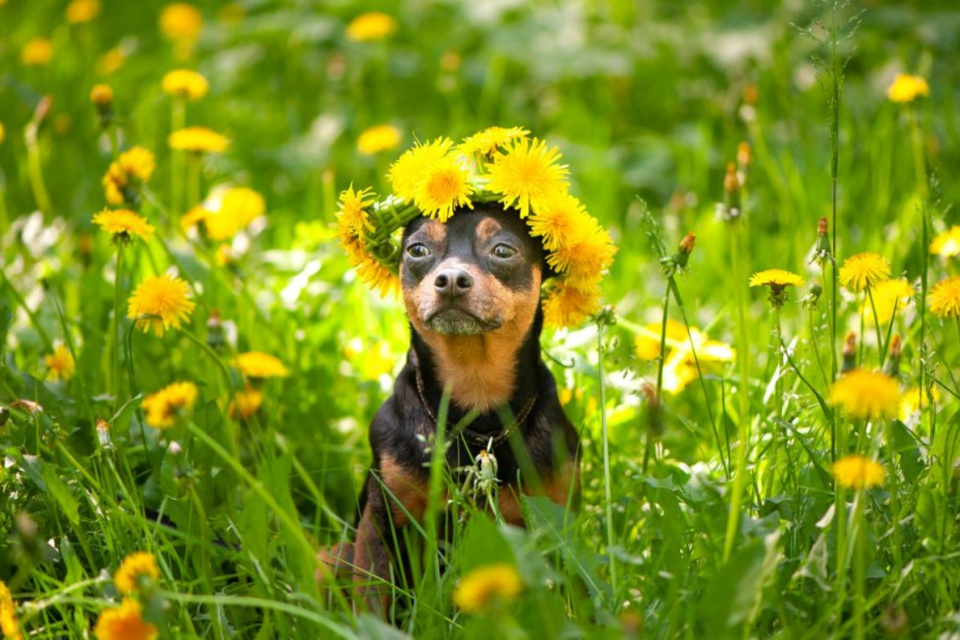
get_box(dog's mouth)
[424,306,502,336]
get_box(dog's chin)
[424,308,502,336]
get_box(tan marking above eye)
[476,217,503,242]
[421,220,447,244]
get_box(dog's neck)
[410,310,543,421]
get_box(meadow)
[1,0,960,638]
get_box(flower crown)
[336,127,617,328]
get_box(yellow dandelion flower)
[831,455,885,491]
[355,252,400,298]
[169,126,229,153]
[861,278,914,326]
[230,386,263,420]
[120,147,156,182]
[414,155,474,222]
[337,186,375,244]
[142,381,198,428]
[233,352,289,379]
[357,125,402,155]
[634,320,736,394]
[162,69,209,100]
[45,343,76,381]
[221,187,265,227]
[388,137,454,202]
[930,225,960,258]
[94,598,158,640]
[21,38,53,66]
[749,269,805,288]
[547,218,617,290]
[98,47,126,76]
[181,206,211,233]
[900,385,940,422]
[346,12,397,42]
[839,252,891,292]
[66,0,100,24]
[102,147,155,206]
[527,192,589,251]
[458,126,530,158]
[486,137,569,218]
[828,369,901,421]
[542,281,600,329]
[114,551,160,594]
[887,74,929,103]
[92,209,155,242]
[90,84,113,108]
[127,274,196,336]
[160,3,203,41]
[929,276,960,319]
[453,563,522,613]
[0,122,5,146]
[0,581,22,640]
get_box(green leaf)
[703,531,781,634]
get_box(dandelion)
[93,598,157,640]
[452,563,522,613]
[357,125,401,155]
[168,126,229,153]
[98,47,126,76]
[828,369,901,421]
[831,455,885,490]
[542,281,600,329]
[114,551,160,594]
[103,147,156,206]
[887,74,929,103]
[458,126,530,159]
[230,386,263,419]
[861,278,914,326]
[839,252,891,292]
[142,382,198,428]
[749,269,804,309]
[930,226,960,258]
[233,352,289,379]
[66,0,100,24]
[900,386,939,422]
[336,186,374,244]
[635,320,735,395]
[45,343,75,381]
[929,276,960,319]
[414,155,474,222]
[93,209,155,243]
[90,84,114,109]
[0,581,22,640]
[346,12,397,41]
[127,274,196,336]
[527,192,589,251]
[181,206,211,233]
[162,69,209,100]
[21,38,53,66]
[202,187,266,240]
[388,137,454,202]
[0,122,5,145]
[546,217,617,290]
[486,138,569,218]
[160,3,203,41]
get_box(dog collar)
[413,363,538,449]
[336,127,617,329]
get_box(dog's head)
[401,204,545,338]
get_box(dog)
[321,202,580,613]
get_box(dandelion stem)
[866,285,886,366]
[113,246,124,409]
[596,318,618,602]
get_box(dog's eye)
[491,244,518,259]
[406,243,430,259]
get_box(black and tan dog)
[323,202,579,611]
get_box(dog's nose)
[434,269,473,298]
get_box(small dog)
[322,203,579,611]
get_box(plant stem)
[596,319,618,603]
[723,223,752,562]
[865,286,886,366]
[113,246,124,410]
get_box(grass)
[2,0,960,638]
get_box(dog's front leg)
[353,455,429,615]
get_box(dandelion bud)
[717,163,742,222]
[641,383,664,440]
[884,335,902,377]
[206,308,226,350]
[842,331,857,373]
[742,84,759,106]
[810,216,833,265]
[679,233,696,255]
[90,84,113,108]
[737,142,751,168]
[96,418,112,449]
[723,162,739,194]
[802,283,823,310]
